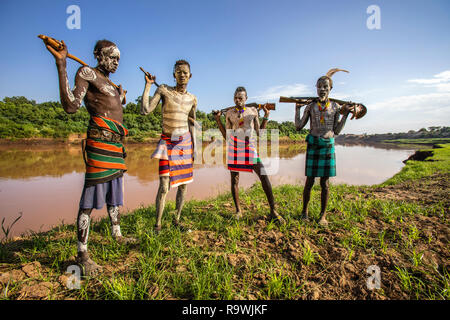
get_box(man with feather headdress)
[295,68,355,226]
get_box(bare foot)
[301,212,310,221]
[173,219,191,232]
[76,255,103,277]
[114,235,138,245]
[318,217,329,227]
[154,225,162,234]
[235,211,243,220]
[268,211,286,225]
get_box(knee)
[305,177,315,189]
[159,178,170,194]
[320,178,329,189]
[231,173,239,185]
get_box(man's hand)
[341,103,355,118]
[118,85,127,104]
[213,110,222,122]
[45,40,67,65]
[144,72,156,85]
[262,103,270,118]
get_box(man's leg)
[107,205,137,243]
[155,176,170,232]
[253,162,285,224]
[318,177,330,226]
[230,171,242,219]
[173,184,187,228]
[76,208,102,276]
[301,176,315,220]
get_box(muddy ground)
[0,172,448,300]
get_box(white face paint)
[98,45,120,73]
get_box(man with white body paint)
[45,39,135,276]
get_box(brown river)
[0,142,415,237]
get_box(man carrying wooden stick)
[141,60,197,233]
[44,39,134,276]
[214,87,285,224]
[295,68,355,226]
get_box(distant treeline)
[336,126,450,144]
[0,96,307,141]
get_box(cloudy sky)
[0,0,449,134]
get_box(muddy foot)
[268,211,286,225]
[301,212,310,221]
[154,225,162,234]
[318,217,329,227]
[173,219,191,232]
[76,256,103,277]
[114,235,138,245]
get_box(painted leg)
[301,177,315,220]
[230,171,242,219]
[318,177,330,226]
[155,176,170,233]
[107,205,137,244]
[173,184,188,230]
[76,208,102,276]
[254,162,285,225]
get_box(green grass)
[381,143,450,186]
[1,144,449,300]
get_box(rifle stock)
[213,102,276,115]
[279,96,367,119]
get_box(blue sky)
[0,0,449,134]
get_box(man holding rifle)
[214,87,285,224]
[293,68,358,226]
[43,39,134,276]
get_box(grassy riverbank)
[0,145,448,300]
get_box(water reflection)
[0,143,415,237]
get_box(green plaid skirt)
[305,134,336,177]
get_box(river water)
[0,142,415,237]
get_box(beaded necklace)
[236,106,246,127]
[317,100,330,124]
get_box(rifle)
[279,96,367,120]
[212,103,276,116]
[38,34,127,103]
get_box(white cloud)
[249,83,312,102]
[369,92,450,111]
[407,70,450,92]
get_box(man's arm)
[46,42,87,113]
[254,110,261,137]
[189,97,197,161]
[214,111,227,140]
[295,104,310,131]
[141,77,161,115]
[333,103,350,135]
[259,104,270,130]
